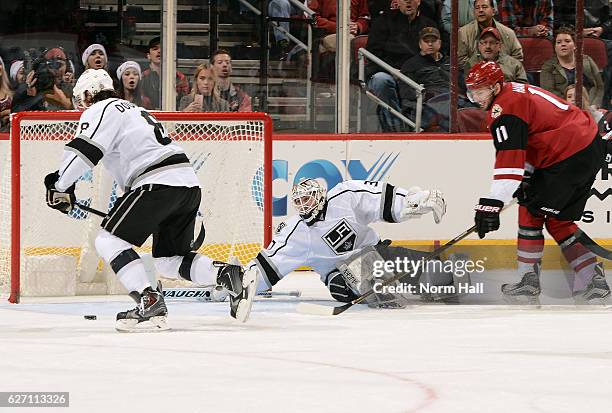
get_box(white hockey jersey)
[56,98,199,192]
[252,180,417,288]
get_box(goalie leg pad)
[336,245,412,308]
[325,270,358,303]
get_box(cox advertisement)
[268,138,611,241]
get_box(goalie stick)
[297,224,478,316]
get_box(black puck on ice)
[84,315,97,320]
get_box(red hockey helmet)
[465,61,504,90]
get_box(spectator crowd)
[0,0,611,133]
[0,36,253,132]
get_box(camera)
[31,57,63,93]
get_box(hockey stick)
[575,229,612,260]
[75,202,106,218]
[297,224,477,316]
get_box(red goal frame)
[7,111,273,303]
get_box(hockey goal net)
[1,111,272,303]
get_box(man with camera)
[12,47,74,112]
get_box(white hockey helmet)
[291,178,327,224]
[72,69,114,109]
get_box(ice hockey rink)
[2,270,612,413]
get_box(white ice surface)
[2,271,612,413]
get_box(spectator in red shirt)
[498,0,553,38]
[309,0,370,53]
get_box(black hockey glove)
[474,198,504,239]
[325,270,358,303]
[512,171,532,205]
[44,171,76,214]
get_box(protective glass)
[467,86,494,104]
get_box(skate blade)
[115,316,170,333]
[502,295,541,305]
[234,268,257,323]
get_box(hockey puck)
[84,315,97,320]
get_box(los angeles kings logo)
[322,219,357,255]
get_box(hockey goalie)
[249,178,470,308]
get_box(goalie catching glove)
[44,171,76,214]
[400,187,447,224]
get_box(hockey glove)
[400,188,447,224]
[44,171,76,214]
[325,270,358,303]
[474,198,504,239]
[512,171,532,205]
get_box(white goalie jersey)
[252,180,423,289]
[55,98,199,192]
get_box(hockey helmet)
[291,178,327,224]
[72,69,114,109]
[465,61,504,106]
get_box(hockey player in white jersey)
[44,69,256,331]
[251,178,454,307]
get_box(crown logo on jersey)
[491,104,503,118]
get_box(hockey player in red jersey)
[465,61,609,301]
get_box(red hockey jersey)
[484,82,598,202]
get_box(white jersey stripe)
[494,168,525,176]
[107,189,146,234]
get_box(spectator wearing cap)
[141,36,190,110]
[9,60,25,89]
[210,49,252,112]
[399,27,453,130]
[82,44,108,71]
[365,0,440,131]
[0,57,13,131]
[498,0,553,38]
[458,0,522,67]
[464,26,527,83]
[116,61,151,109]
[14,47,73,111]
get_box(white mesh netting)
[0,112,270,300]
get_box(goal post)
[2,111,273,303]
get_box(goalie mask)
[72,69,114,110]
[291,178,327,225]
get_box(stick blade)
[296,302,353,316]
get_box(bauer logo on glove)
[44,171,76,214]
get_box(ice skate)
[215,261,257,322]
[574,263,610,303]
[116,281,169,332]
[501,263,541,304]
